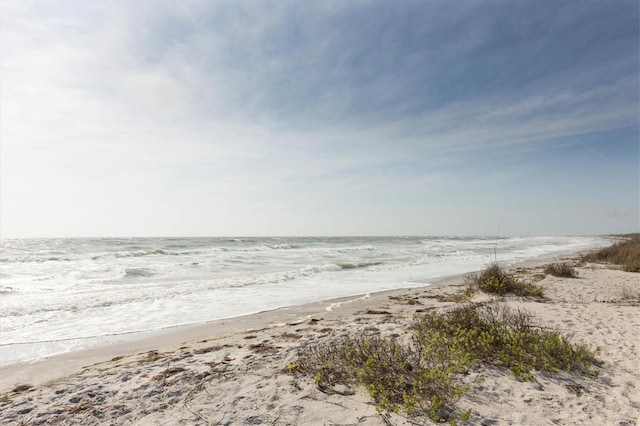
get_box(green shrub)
[582,235,640,272]
[295,302,601,423]
[414,303,602,380]
[544,263,578,278]
[297,334,469,421]
[467,263,544,297]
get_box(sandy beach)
[2,1,637,423]
[1,253,638,425]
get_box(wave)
[124,268,155,278]
[270,244,292,250]
[115,248,178,258]
[89,248,183,260]
[335,260,385,269]
[1,256,74,263]
[0,286,16,295]
[1,262,345,318]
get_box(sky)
[1,0,638,238]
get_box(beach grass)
[618,285,640,304]
[544,263,579,278]
[582,234,640,272]
[465,263,545,297]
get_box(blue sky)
[1,0,638,237]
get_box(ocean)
[0,236,605,365]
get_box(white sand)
[1,255,638,425]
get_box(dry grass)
[618,285,640,305]
[193,345,224,354]
[544,263,578,278]
[582,235,640,272]
[153,366,186,382]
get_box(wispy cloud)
[1,0,637,236]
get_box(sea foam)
[0,236,605,365]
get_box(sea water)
[0,236,605,365]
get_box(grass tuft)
[544,263,578,278]
[618,285,640,305]
[466,263,544,297]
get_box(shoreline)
[0,252,590,393]
[1,244,597,369]
[1,236,607,371]
[3,249,638,425]
[0,278,454,393]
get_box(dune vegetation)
[582,234,640,272]
[295,301,601,424]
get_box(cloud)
[92,0,636,157]
[0,0,637,236]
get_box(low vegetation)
[544,263,578,278]
[295,302,601,424]
[297,333,469,422]
[618,285,640,305]
[582,235,640,272]
[414,303,601,380]
[466,263,545,297]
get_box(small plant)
[466,263,544,297]
[282,363,301,374]
[582,235,640,272]
[544,263,578,278]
